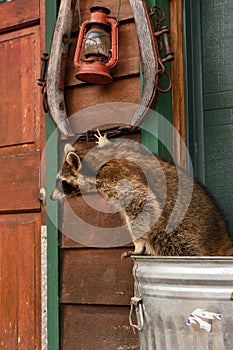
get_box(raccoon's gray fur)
[51,132,233,256]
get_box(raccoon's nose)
[50,189,57,201]
[50,188,63,201]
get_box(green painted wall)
[184,0,233,233]
[141,0,173,160]
[201,0,233,233]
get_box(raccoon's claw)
[121,251,145,259]
[121,251,133,259]
[94,129,110,147]
[121,250,148,258]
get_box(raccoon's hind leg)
[121,213,147,258]
[121,238,146,258]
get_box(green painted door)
[184,0,233,233]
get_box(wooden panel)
[0,0,39,32]
[65,76,140,116]
[61,2,140,349]
[62,305,139,350]
[0,27,41,150]
[62,248,134,305]
[72,0,133,31]
[0,214,41,350]
[0,152,40,212]
[62,234,134,248]
[62,193,126,229]
[62,132,141,248]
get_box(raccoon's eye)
[62,180,75,194]
[56,178,64,192]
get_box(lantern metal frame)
[74,6,118,84]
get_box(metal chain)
[149,5,174,93]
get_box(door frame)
[45,1,60,349]
[182,0,205,181]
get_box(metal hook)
[38,53,49,113]
[150,5,165,27]
[155,70,172,93]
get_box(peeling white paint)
[41,225,48,350]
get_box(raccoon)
[50,131,233,256]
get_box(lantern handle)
[106,18,119,68]
[74,20,90,69]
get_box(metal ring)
[155,69,172,93]
[150,5,165,24]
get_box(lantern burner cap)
[90,6,111,15]
[75,61,113,84]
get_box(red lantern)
[74,6,118,84]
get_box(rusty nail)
[62,33,69,44]
[38,53,49,87]
[41,52,49,62]
[59,101,65,110]
[59,53,67,91]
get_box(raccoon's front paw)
[121,251,145,259]
[121,251,133,259]
[94,129,110,147]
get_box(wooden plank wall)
[61,1,140,349]
[65,0,140,116]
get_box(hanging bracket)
[129,0,174,126]
[38,53,49,113]
[150,5,174,93]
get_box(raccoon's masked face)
[50,144,82,201]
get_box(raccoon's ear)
[64,143,75,154]
[66,152,82,170]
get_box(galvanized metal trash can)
[130,257,233,350]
